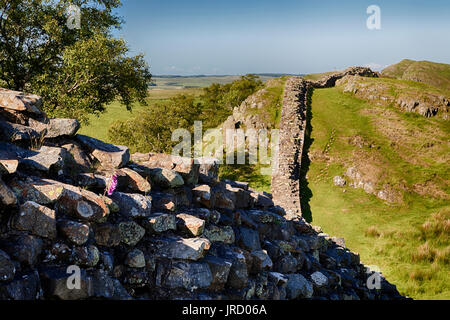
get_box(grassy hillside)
[382,59,450,91]
[219,77,287,193]
[303,71,337,81]
[307,87,449,300]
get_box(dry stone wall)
[271,77,310,220]
[0,87,406,300]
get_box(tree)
[108,95,202,154]
[0,0,151,122]
[200,74,263,128]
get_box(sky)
[115,0,450,75]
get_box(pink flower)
[107,173,118,196]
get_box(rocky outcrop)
[312,67,379,88]
[0,87,405,300]
[336,74,449,119]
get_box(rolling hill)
[382,59,450,92]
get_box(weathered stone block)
[176,213,205,236]
[76,134,130,169]
[13,201,56,239]
[111,192,152,218]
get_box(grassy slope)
[303,71,337,81]
[382,59,450,91]
[219,77,287,193]
[308,87,449,300]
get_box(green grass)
[303,71,337,81]
[307,87,449,300]
[219,161,272,194]
[243,77,287,130]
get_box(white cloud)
[364,62,387,71]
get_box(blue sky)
[115,0,450,75]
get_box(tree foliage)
[0,0,151,122]
[108,94,202,154]
[200,74,263,128]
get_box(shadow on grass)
[300,87,314,223]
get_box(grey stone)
[73,245,100,268]
[58,220,90,245]
[251,250,273,271]
[95,223,121,247]
[311,271,329,288]
[13,201,56,239]
[333,176,347,187]
[163,261,213,291]
[0,250,15,282]
[3,235,43,266]
[274,254,298,273]
[0,120,40,142]
[143,212,177,233]
[176,213,205,236]
[268,272,288,286]
[203,225,235,244]
[153,237,210,261]
[125,249,146,268]
[0,271,41,300]
[56,187,110,222]
[203,255,232,291]
[119,221,145,246]
[238,227,261,251]
[111,192,152,218]
[149,168,184,189]
[76,134,130,169]
[0,88,42,113]
[91,269,115,299]
[0,177,17,206]
[224,249,249,290]
[286,273,314,299]
[193,184,214,208]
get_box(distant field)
[150,75,289,90]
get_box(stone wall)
[0,87,405,300]
[271,77,310,220]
